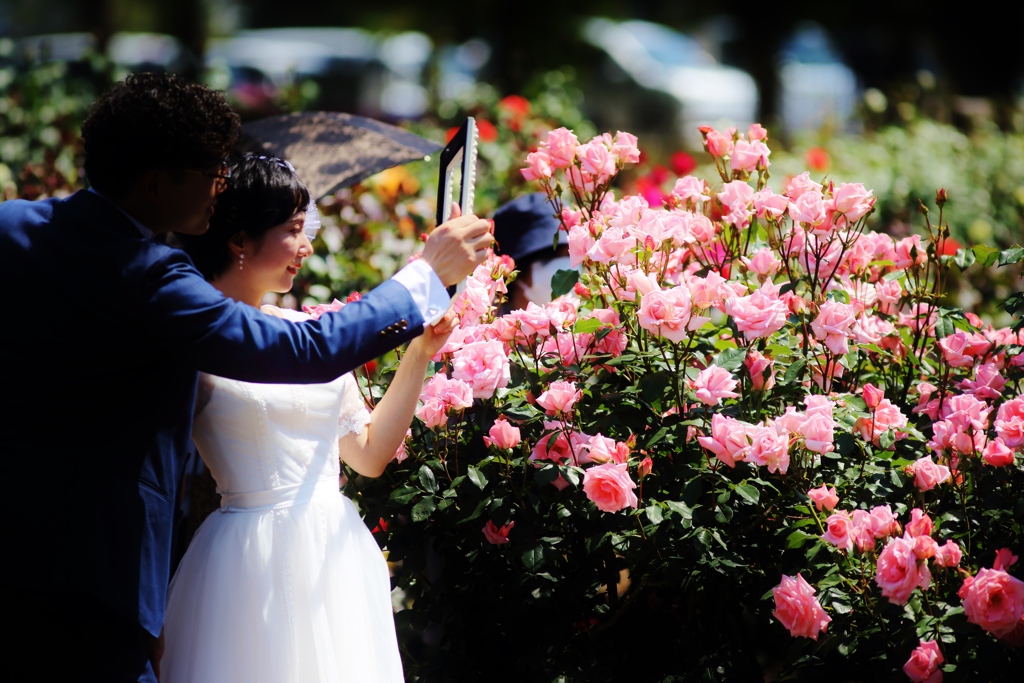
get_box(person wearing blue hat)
[492,193,573,310]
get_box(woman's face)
[245,210,312,295]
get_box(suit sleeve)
[136,250,424,384]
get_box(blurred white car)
[581,18,759,146]
[205,28,430,119]
[776,23,859,135]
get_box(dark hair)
[82,72,241,199]
[180,154,310,279]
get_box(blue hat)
[492,193,568,266]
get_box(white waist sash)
[219,475,340,512]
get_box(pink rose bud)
[982,438,1015,467]
[638,456,653,478]
[483,418,522,451]
[994,548,1019,572]
[902,639,944,683]
[807,484,839,511]
[862,383,884,410]
[905,509,934,538]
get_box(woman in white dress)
[161,155,451,683]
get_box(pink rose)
[772,573,832,640]
[671,176,709,207]
[959,363,1006,400]
[875,279,904,314]
[740,247,782,280]
[822,510,854,550]
[521,149,555,181]
[876,534,932,605]
[530,422,575,465]
[982,438,1016,467]
[744,350,776,391]
[855,398,908,446]
[785,171,822,201]
[995,397,1024,447]
[730,139,771,172]
[799,412,836,455]
[638,286,693,344]
[911,456,951,491]
[869,505,900,539]
[789,189,827,227]
[583,433,630,465]
[582,462,638,513]
[960,567,1024,638]
[482,520,514,545]
[748,123,768,141]
[753,188,790,220]
[807,484,839,511]
[893,235,927,269]
[914,535,939,560]
[576,138,617,178]
[718,180,754,214]
[933,540,963,568]
[850,509,877,552]
[994,548,1019,571]
[588,226,636,263]
[690,366,739,406]
[704,129,734,157]
[536,380,582,416]
[811,300,856,355]
[303,298,345,319]
[938,331,976,368]
[612,131,640,164]
[828,182,875,226]
[416,374,474,428]
[902,639,943,683]
[484,418,522,450]
[724,281,789,341]
[746,422,791,474]
[452,339,511,399]
[697,414,754,468]
[544,127,579,168]
[905,509,933,538]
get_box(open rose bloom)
[358,121,1024,680]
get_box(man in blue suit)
[0,73,491,681]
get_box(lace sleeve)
[338,373,372,438]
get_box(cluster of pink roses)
[521,127,639,193]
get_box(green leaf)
[878,429,896,450]
[418,464,438,493]
[953,247,977,270]
[714,347,747,372]
[665,500,693,520]
[784,358,807,384]
[786,530,816,549]
[828,289,850,304]
[573,317,603,335]
[550,269,580,298]
[934,315,954,339]
[998,246,1024,266]
[645,504,664,525]
[411,496,435,522]
[466,466,487,490]
[389,486,419,506]
[972,244,1000,268]
[521,545,547,571]
[733,482,760,504]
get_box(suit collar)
[65,189,150,240]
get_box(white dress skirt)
[161,312,404,683]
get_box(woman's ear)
[227,232,247,259]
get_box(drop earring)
[239,253,244,270]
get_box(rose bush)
[347,122,1024,682]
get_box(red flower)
[477,119,498,142]
[498,95,530,117]
[805,146,831,173]
[670,151,697,176]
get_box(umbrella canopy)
[240,111,441,199]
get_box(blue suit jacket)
[0,190,423,636]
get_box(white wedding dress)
[161,310,404,683]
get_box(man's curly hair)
[82,72,241,199]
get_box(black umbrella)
[240,111,442,200]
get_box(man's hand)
[421,204,494,287]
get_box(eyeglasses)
[184,163,233,192]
